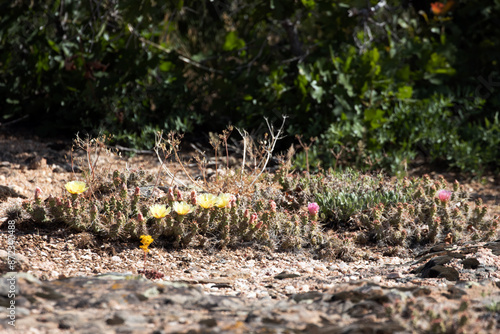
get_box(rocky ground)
[0,134,499,333]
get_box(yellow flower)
[65,181,88,194]
[139,235,154,253]
[197,193,217,209]
[172,201,192,215]
[149,204,170,219]
[215,193,232,208]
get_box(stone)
[274,271,301,280]
[420,265,460,281]
[461,258,480,269]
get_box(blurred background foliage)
[1,0,499,174]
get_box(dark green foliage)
[2,0,499,172]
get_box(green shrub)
[2,1,499,173]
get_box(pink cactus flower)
[137,212,145,222]
[437,190,452,202]
[255,221,263,229]
[134,187,141,197]
[308,202,320,216]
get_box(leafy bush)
[2,1,499,173]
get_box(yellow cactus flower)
[197,193,217,209]
[139,235,154,253]
[149,204,170,219]
[172,201,192,215]
[215,193,232,208]
[65,181,88,195]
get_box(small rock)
[106,313,125,325]
[461,258,480,269]
[199,318,218,327]
[111,256,122,262]
[387,272,402,279]
[291,291,323,303]
[314,264,327,272]
[274,271,301,280]
[0,250,30,272]
[421,265,460,281]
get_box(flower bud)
[176,189,183,201]
[190,190,197,205]
[35,187,43,201]
[249,213,258,225]
[167,187,175,202]
[269,200,276,213]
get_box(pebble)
[111,256,122,262]
[337,262,348,270]
[314,264,327,272]
[303,267,314,274]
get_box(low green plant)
[20,131,499,260]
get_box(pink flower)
[437,190,452,202]
[134,187,141,197]
[308,202,320,216]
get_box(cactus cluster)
[22,168,325,253]
[21,161,499,260]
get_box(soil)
[0,133,499,333]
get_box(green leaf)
[397,86,413,99]
[47,39,60,53]
[310,80,324,103]
[301,0,315,9]
[364,109,386,129]
[159,61,174,72]
[223,31,245,51]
